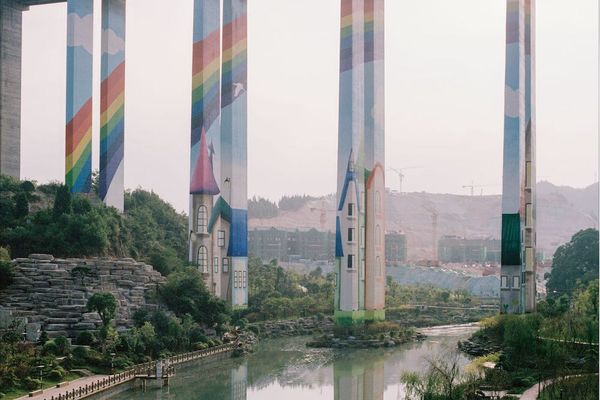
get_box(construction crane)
[387,166,422,194]
[462,182,496,196]
[309,200,335,232]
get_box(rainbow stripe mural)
[335,0,385,326]
[221,0,248,308]
[100,0,126,211]
[65,0,93,193]
[190,0,221,193]
[501,0,536,314]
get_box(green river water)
[110,323,478,400]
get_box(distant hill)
[248,182,598,260]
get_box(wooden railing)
[45,343,237,400]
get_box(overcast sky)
[20,0,598,213]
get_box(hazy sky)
[20,0,598,213]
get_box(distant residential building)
[249,227,406,266]
[438,236,501,263]
[385,231,407,266]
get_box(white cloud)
[504,85,521,118]
[103,28,126,55]
[67,13,93,54]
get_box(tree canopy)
[0,175,187,274]
[546,229,599,298]
[86,292,117,327]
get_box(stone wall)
[0,254,166,339]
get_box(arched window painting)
[197,245,208,272]
[197,205,208,233]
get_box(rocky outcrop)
[250,316,335,338]
[0,254,166,339]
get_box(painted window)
[197,246,208,273]
[512,275,520,289]
[347,254,354,269]
[348,203,354,216]
[348,228,355,243]
[197,205,208,233]
[376,225,381,246]
[501,275,509,289]
[377,256,382,276]
[218,230,226,247]
[213,257,219,273]
[222,257,229,273]
[375,191,381,213]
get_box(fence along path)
[41,343,237,400]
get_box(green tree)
[53,184,72,218]
[160,268,229,326]
[87,292,117,328]
[546,229,599,298]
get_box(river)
[111,323,478,400]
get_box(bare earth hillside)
[249,182,598,260]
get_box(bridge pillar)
[65,0,94,193]
[99,0,126,211]
[500,0,536,314]
[335,0,385,326]
[0,0,25,179]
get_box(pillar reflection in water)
[334,357,384,400]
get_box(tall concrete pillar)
[221,0,248,309]
[65,0,94,193]
[99,0,126,211]
[500,0,536,314]
[0,0,25,179]
[335,0,385,326]
[188,0,224,300]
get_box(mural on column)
[100,0,126,212]
[501,0,536,314]
[221,0,248,308]
[335,0,385,326]
[363,0,385,321]
[65,0,93,193]
[188,0,247,307]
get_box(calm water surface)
[112,323,478,400]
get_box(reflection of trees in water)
[246,338,337,390]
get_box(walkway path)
[520,374,598,400]
[16,375,108,400]
[16,343,236,400]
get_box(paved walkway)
[16,375,108,400]
[520,378,553,400]
[520,374,598,400]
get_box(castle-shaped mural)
[188,0,248,308]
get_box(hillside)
[249,182,598,260]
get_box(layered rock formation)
[0,254,165,339]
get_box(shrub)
[23,377,41,391]
[42,340,58,356]
[247,325,260,335]
[0,260,13,290]
[54,336,71,356]
[47,368,65,381]
[75,331,95,346]
[366,321,401,334]
[72,346,89,361]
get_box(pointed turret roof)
[190,128,220,195]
